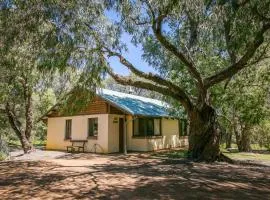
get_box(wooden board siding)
[109,105,124,114]
[80,97,108,115]
[47,96,124,117]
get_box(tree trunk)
[188,104,220,162]
[5,102,34,154]
[226,130,232,149]
[237,130,252,152]
[24,86,34,144]
[19,133,33,153]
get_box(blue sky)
[106,10,156,76]
[108,32,156,75]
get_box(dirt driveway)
[0,150,270,200]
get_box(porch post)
[123,115,127,155]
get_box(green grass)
[8,139,46,148]
[0,152,8,161]
[151,149,189,159]
[223,151,270,162]
[151,148,270,163]
[220,143,270,162]
[33,139,46,146]
[220,143,268,151]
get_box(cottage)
[44,89,188,153]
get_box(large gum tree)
[99,0,270,161]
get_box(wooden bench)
[66,140,87,153]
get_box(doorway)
[119,118,124,153]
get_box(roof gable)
[42,88,172,119]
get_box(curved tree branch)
[205,23,270,88]
[5,102,23,139]
[141,0,204,89]
[105,64,193,111]
[150,12,204,91]
[105,48,188,96]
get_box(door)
[119,118,124,153]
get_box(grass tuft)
[151,149,189,159]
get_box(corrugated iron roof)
[98,89,171,117]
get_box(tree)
[0,1,82,153]
[216,62,270,152]
[2,0,269,161]
[98,0,270,161]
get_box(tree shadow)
[1,153,270,200]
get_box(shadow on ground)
[0,153,270,200]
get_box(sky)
[106,10,156,76]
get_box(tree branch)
[223,19,237,64]
[223,18,237,89]
[105,64,193,111]
[205,23,270,88]
[150,11,204,90]
[105,48,188,96]
[130,17,151,26]
[5,102,23,139]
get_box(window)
[88,118,98,137]
[65,119,72,139]
[133,118,161,137]
[154,119,161,136]
[179,119,188,136]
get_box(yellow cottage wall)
[126,115,188,151]
[46,114,109,153]
[46,114,188,153]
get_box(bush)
[251,122,270,150]
[0,135,9,160]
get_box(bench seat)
[66,140,87,153]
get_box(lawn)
[151,148,189,159]
[223,151,270,162]
[8,139,46,148]
[151,148,270,165]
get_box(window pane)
[133,118,139,136]
[88,118,98,136]
[88,119,93,136]
[93,118,98,136]
[146,119,154,136]
[154,119,161,135]
[139,118,145,136]
[134,118,161,136]
[183,120,187,136]
[179,120,187,136]
[178,120,182,136]
[65,119,72,139]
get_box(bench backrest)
[71,140,87,147]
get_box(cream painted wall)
[46,114,188,153]
[126,116,188,151]
[126,115,149,151]
[46,114,109,153]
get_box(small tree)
[216,63,269,152]
[0,1,80,153]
